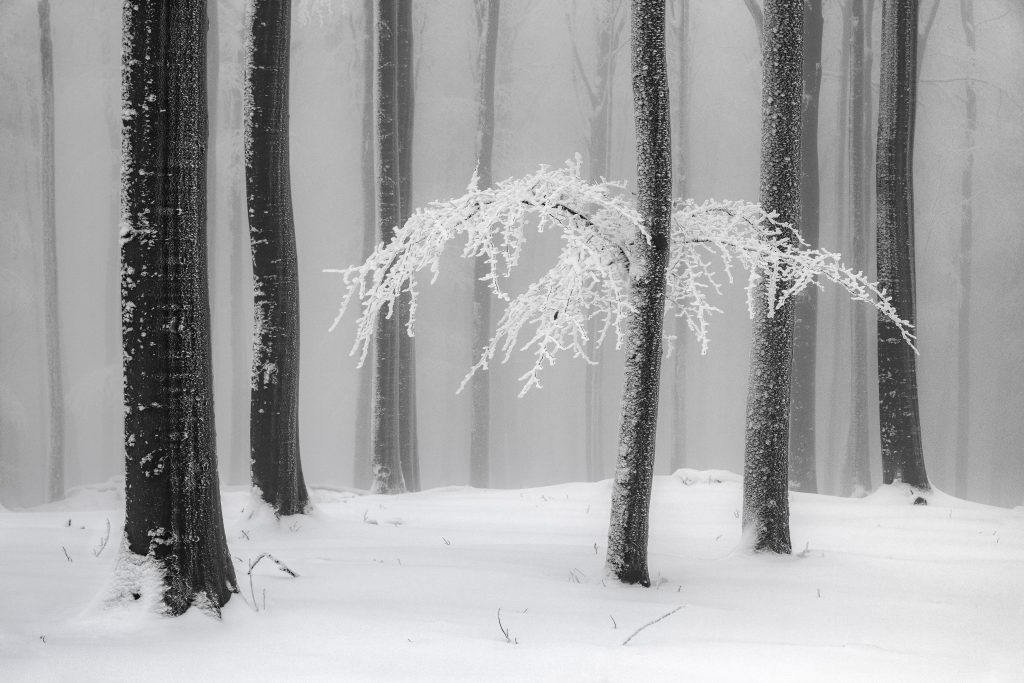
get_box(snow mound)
[672,468,742,486]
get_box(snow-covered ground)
[1,470,1022,682]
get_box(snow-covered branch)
[329,157,914,395]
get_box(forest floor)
[1,470,1022,681]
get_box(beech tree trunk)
[742,0,803,555]
[39,0,65,503]
[669,0,688,473]
[876,0,929,491]
[954,0,975,498]
[841,0,873,497]
[470,0,500,488]
[605,0,672,587]
[788,0,822,494]
[119,0,236,615]
[372,0,406,494]
[245,0,310,516]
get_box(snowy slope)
[1,471,1022,682]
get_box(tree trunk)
[118,0,236,615]
[470,0,500,488]
[396,0,419,492]
[669,0,688,473]
[841,0,873,497]
[954,0,975,499]
[245,0,310,516]
[354,0,375,489]
[371,0,406,494]
[788,0,822,494]
[605,0,672,587]
[742,0,803,555]
[875,0,929,491]
[38,0,65,503]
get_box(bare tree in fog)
[117,0,236,614]
[742,0,802,555]
[245,0,311,515]
[875,0,929,493]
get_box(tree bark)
[742,0,803,554]
[119,0,236,615]
[788,0,822,494]
[39,0,65,503]
[372,0,406,494]
[470,0,500,488]
[875,0,929,491]
[605,0,671,587]
[245,0,310,516]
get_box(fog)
[2,0,1023,508]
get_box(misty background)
[1,0,1022,508]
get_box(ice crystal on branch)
[329,157,913,394]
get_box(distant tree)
[38,0,65,503]
[117,0,236,614]
[245,0,311,516]
[742,0,803,555]
[470,0,500,488]
[875,0,929,492]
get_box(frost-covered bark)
[789,0,822,494]
[38,0,65,503]
[470,0,500,488]
[372,0,406,495]
[605,0,672,587]
[876,0,929,491]
[742,0,802,555]
[841,0,872,497]
[118,0,236,615]
[954,0,975,498]
[244,0,310,516]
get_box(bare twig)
[93,518,111,557]
[622,605,684,646]
[247,553,298,613]
[61,546,72,563]
[496,608,517,644]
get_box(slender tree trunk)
[371,0,406,494]
[354,0,375,489]
[605,0,672,587]
[742,0,802,554]
[669,0,688,473]
[118,0,236,614]
[876,0,929,491]
[38,0,65,503]
[245,0,310,515]
[841,0,872,496]
[954,0,975,499]
[470,0,500,488]
[788,0,822,494]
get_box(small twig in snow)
[622,606,684,646]
[496,608,517,644]
[61,546,72,563]
[610,615,617,629]
[93,518,111,557]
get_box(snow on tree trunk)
[875,0,929,492]
[118,0,236,615]
[954,0,975,499]
[789,0,822,494]
[396,0,420,492]
[470,0,500,488]
[372,0,406,495]
[354,0,375,489]
[841,0,872,497]
[742,0,803,555]
[605,0,672,587]
[38,0,64,503]
[669,0,689,474]
[244,0,310,516]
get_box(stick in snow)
[621,605,684,646]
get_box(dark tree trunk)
[605,0,672,587]
[470,0,500,488]
[396,0,419,492]
[119,0,236,615]
[742,0,803,555]
[876,0,929,491]
[245,0,310,516]
[954,0,975,498]
[354,0,375,489]
[372,0,406,494]
[669,0,688,473]
[38,0,65,503]
[788,0,822,494]
[841,0,873,497]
